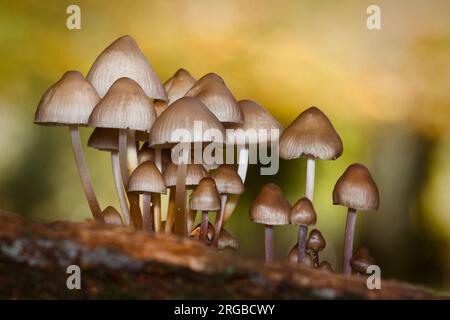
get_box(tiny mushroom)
[250,183,291,263]
[350,247,375,275]
[190,222,215,243]
[216,229,240,251]
[306,229,326,267]
[290,197,317,263]
[102,206,124,226]
[164,68,197,104]
[318,261,334,273]
[333,163,380,275]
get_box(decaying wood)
[0,211,441,299]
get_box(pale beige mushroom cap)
[250,183,291,225]
[35,71,100,126]
[87,35,167,100]
[128,161,166,194]
[164,68,196,104]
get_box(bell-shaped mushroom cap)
[102,206,124,226]
[306,229,326,252]
[190,222,215,241]
[164,68,196,104]
[210,165,244,195]
[35,71,100,126]
[288,245,314,267]
[250,183,291,225]
[185,73,243,124]
[149,96,225,147]
[290,197,317,226]
[189,177,221,211]
[89,77,157,132]
[227,99,283,144]
[279,107,343,160]
[217,229,239,251]
[87,35,167,100]
[318,261,334,273]
[333,163,380,211]
[350,247,375,274]
[154,100,169,117]
[138,142,154,163]
[127,161,166,194]
[163,163,207,187]
[87,128,119,152]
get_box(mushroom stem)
[118,130,129,185]
[142,193,153,232]
[305,157,315,201]
[164,188,176,233]
[212,194,228,247]
[264,224,274,263]
[69,125,102,221]
[188,208,196,235]
[297,225,308,263]
[311,251,319,267]
[175,144,190,237]
[237,146,249,182]
[152,192,161,232]
[111,151,130,226]
[343,207,357,275]
[200,211,209,243]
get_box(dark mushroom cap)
[217,229,239,251]
[250,183,291,225]
[87,35,167,100]
[210,165,244,195]
[163,162,207,187]
[102,206,124,226]
[279,106,343,160]
[333,163,380,211]
[318,261,334,273]
[306,229,326,252]
[185,73,243,124]
[88,77,157,132]
[189,177,221,211]
[138,142,171,166]
[127,161,166,194]
[164,68,196,104]
[290,197,317,226]
[88,128,119,152]
[190,222,215,241]
[35,71,100,126]
[350,247,375,274]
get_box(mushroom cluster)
[35,35,380,274]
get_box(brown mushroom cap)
[149,96,225,147]
[210,165,244,195]
[290,197,317,226]
[87,128,119,152]
[87,35,167,100]
[288,243,316,267]
[318,261,334,273]
[250,183,291,225]
[189,177,221,211]
[102,206,124,226]
[138,143,155,163]
[306,229,326,252]
[217,229,239,251]
[154,100,169,117]
[35,71,100,126]
[163,162,207,187]
[333,163,380,211]
[350,247,375,274]
[279,106,343,160]
[190,222,215,241]
[227,99,283,144]
[185,73,243,124]
[88,77,157,132]
[164,68,196,104]
[127,161,166,194]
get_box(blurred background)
[0,0,449,294]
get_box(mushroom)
[150,96,225,237]
[164,68,197,104]
[306,229,326,267]
[350,247,375,275]
[290,197,317,263]
[87,35,167,101]
[89,77,157,228]
[34,71,102,221]
[88,128,130,224]
[189,177,221,243]
[216,228,239,251]
[163,163,207,234]
[190,222,215,243]
[101,206,124,226]
[210,165,244,247]
[333,163,380,275]
[128,161,166,232]
[250,183,291,263]
[279,107,343,201]
[318,261,334,273]
[288,245,315,267]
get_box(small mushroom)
[333,163,380,275]
[216,229,239,251]
[250,183,291,263]
[191,222,215,243]
[102,206,124,226]
[318,261,334,273]
[350,247,375,275]
[189,178,221,243]
[306,229,326,267]
[288,245,315,268]
[290,197,317,263]
[164,68,197,104]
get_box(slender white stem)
[237,146,249,182]
[111,151,130,226]
[126,130,139,174]
[305,157,316,201]
[118,130,129,186]
[175,143,190,237]
[154,147,162,171]
[69,126,102,221]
